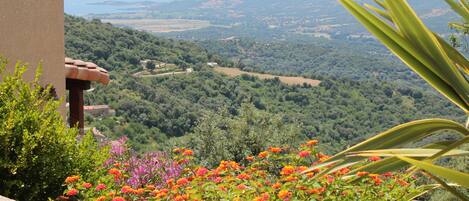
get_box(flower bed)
[59,139,421,200]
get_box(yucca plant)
[305,0,469,200]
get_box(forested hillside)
[199,38,420,83]
[65,15,464,154]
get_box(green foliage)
[170,104,304,167]
[0,59,107,200]
[318,0,469,199]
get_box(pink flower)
[196,167,209,176]
[96,183,107,191]
[82,182,92,189]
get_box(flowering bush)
[60,139,423,200]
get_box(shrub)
[0,59,107,200]
[170,104,305,167]
[61,139,422,200]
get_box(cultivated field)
[102,19,211,33]
[213,67,321,86]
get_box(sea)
[64,0,173,16]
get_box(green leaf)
[348,148,469,157]
[396,156,469,188]
[323,119,468,163]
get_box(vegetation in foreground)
[59,138,422,201]
[0,60,107,200]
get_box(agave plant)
[305,0,469,199]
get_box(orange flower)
[96,196,107,201]
[121,185,134,193]
[65,175,80,183]
[272,183,281,189]
[368,174,380,179]
[297,166,308,172]
[298,150,311,158]
[246,156,255,161]
[307,140,318,146]
[136,188,145,195]
[397,179,409,187]
[108,168,121,176]
[307,187,325,194]
[166,179,175,186]
[337,167,350,175]
[278,190,292,200]
[254,192,270,201]
[177,178,189,186]
[237,184,247,190]
[258,151,269,158]
[146,184,156,190]
[237,173,251,180]
[373,177,383,185]
[66,189,78,196]
[356,171,369,177]
[112,197,126,201]
[269,147,282,153]
[174,194,189,201]
[306,172,315,178]
[280,166,295,176]
[82,182,92,189]
[284,176,298,182]
[113,163,121,167]
[368,156,381,162]
[183,149,193,156]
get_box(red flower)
[246,156,255,161]
[196,167,209,176]
[337,167,350,175]
[237,173,251,180]
[95,183,106,191]
[66,189,78,196]
[382,172,393,177]
[298,150,311,158]
[368,156,381,162]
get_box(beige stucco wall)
[0,0,65,110]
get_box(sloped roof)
[65,57,110,85]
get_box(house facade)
[0,1,110,134]
[0,0,66,101]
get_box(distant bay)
[65,0,173,16]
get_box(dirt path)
[213,67,321,86]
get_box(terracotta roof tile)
[65,58,110,85]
